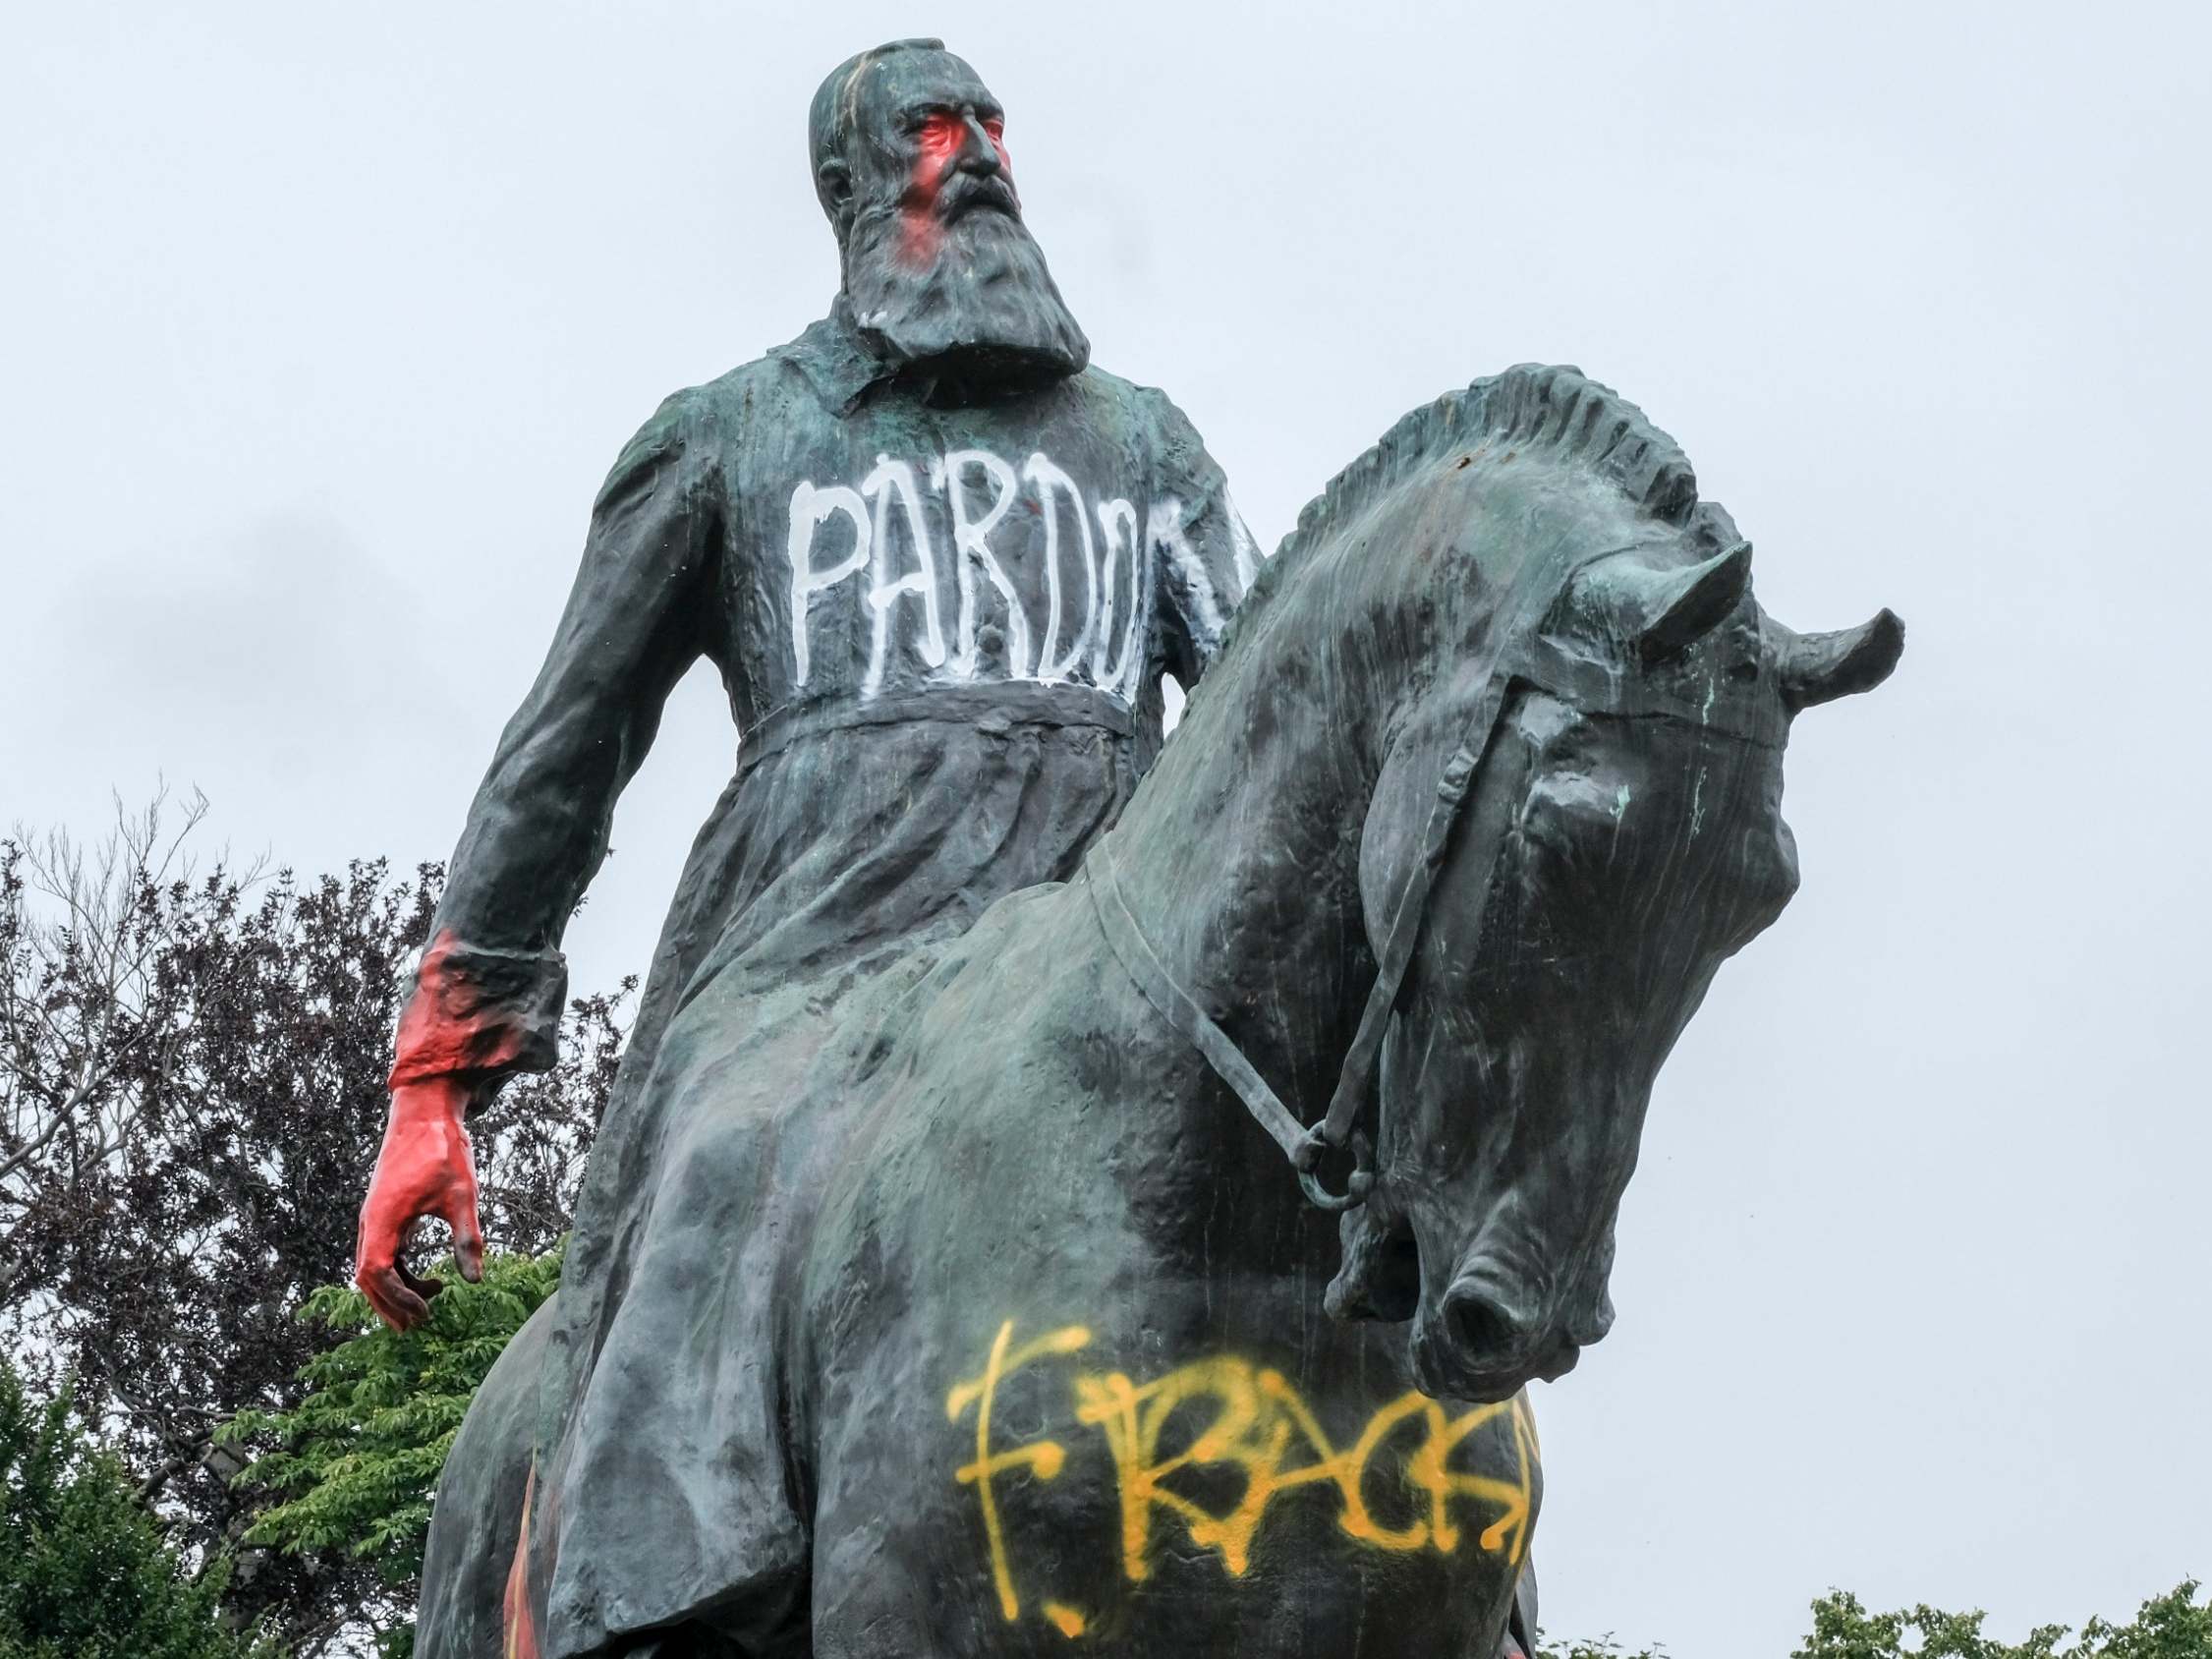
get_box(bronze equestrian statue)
[357,39,1902,1659]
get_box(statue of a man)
[360,38,1263,1658]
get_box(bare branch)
[2,800,620,1644]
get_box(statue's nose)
[956,115,1001,174]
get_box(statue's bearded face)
[821,48,1090,389]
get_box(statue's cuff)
[387,931,567,1095]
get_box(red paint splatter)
[357,928,499,1330]
[388,930,538,1086]
[915,112,966,176]
[501,1466,541,1659]
[355,1062,482,1330]
[898,112,1012,265]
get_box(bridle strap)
[1313,703,1510,1156]
[1086,536,1632,1212]
[1306,538,1616,1176]
[1088,844,1362,1212]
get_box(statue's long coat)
[402,303,1256,1656]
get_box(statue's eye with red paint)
[916,113,964,163]
[983,117,1004,143]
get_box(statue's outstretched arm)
[358,389,727,1330]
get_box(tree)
[0,795,626,1653]
[0,1357,269,1659]
[1533,1635,1665,1658]
[220,1248,562,1659]
[1791,1584,2212,1659]
[1529,1584,2212,1659]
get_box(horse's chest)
[809,1305,1540,1657]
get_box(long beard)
[842,198,1090,389]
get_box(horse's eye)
[1517,771,1626,863]
[1525,771,1625,830]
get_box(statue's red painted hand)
[356,1075,484,1331]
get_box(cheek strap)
[1082,541,1617,1214]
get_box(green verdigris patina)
[358,38,1901,1659]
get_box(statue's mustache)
[935,172,1019,224]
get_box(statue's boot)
[415,1295,554,1659]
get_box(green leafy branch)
[217,1248,559,1595]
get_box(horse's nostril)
[1442,1282,1532,1361]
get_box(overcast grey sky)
[5,2,2206,1651]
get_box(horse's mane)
[1217,365,1703,663]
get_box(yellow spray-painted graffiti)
[944,1320,1537,1638]
[946,1321,1095,1622]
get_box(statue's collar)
[770,299,895,417]
[771,296,1084,415]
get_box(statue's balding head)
[805,39,1088,389]
[809,39,957,230]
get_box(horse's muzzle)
[1407,1267,1585,1402]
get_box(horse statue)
[436,366,1901,1658]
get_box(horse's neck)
[1108,638,1378,1126]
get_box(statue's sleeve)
[389,390,724,1092]
[1143,387,1265,686]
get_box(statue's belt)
[737,683,1136,775]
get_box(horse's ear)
[1776,609,1905,711]
[1565,542,1753,662]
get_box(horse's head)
[1307,377,1902,1402]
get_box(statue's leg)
[415,1296,556,1659]
[1503,1558,1539,1657]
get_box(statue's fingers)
[361,1262,430,1331]
[355,1203,409,1327]
[446,1193,484,1284]
[398,1260,446,1304]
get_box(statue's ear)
[817,157,854,228]
[1563,542,1752,662]
[1776,609,1905,711]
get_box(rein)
[1086,530,1593,1213]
